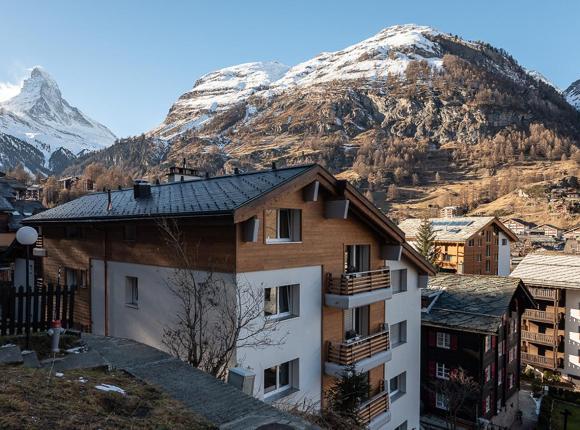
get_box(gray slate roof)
[422,273,525,334]
[510,251,580,289]
[25,165,316,223]
[399,217,498,242]
[0,196,14,212]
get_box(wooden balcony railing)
[522,309,559,323]
[327,268,390,295]
[358,388,390,425]
[327,327,390,365]
[528,287,558,300]
[521,352,556,369]
[521,330,557,345]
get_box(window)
[65,268,87,288]
[391,269,408,294]
[486,231,491,243]
[498,340,504,357]
[485,395,491,413]
[486,245,491,257]
[498,368,503,386]
[437,332,450,349]
[344,245,370,273]
[468,239,474,247]
[264,285,298,319]
[125,276,138,307]
[344,306,369,338]
[265,209,301,243]
[485,335,492,352]
[123,224,137,241]
[264,359,297,397]
[485,365,492,382]
[394,421,408,430]
[436,362,450,380]
[391,321,407,347]
[477,254,482,262]
[485,260,490,273]
[501,238,508,246]
[436,392,449,410]
[508,373,514,389]
[389,372,406,401]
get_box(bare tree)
[428,368,479,430]
[158,218,286,379]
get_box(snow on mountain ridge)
[565,79,580,111]
[0,66,116,167]
[153,24,447,139]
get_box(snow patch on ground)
[95,383,126,395]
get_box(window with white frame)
[498,340,504,357]
[264,284,299,319]
[265,209,301,243]
[390,321,407,347]
[125,276,138,307]
[437,332,451,349]
[389,372,406,401]
[436,362,450,380]
[264,359,297,397]
[485,364,491,382]
[498,368,503,386]
[391,269,408,294]
[485,395,491,413]
[485,335,492,352]
[436,392,449,410]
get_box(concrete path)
[82,334,315,430]
[512,382,538,430]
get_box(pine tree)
[415,218,440,267]
[326,364,370,426]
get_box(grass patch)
[1,333,80,359]
[549,398,580,430]
[0,365,214,429]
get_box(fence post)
[8,287,15,335]
[47,284,54,324]
[62,286,69,329]
[69,286,75,329]
[55,285,62,322]
[39,284,47,331]
[16,286,24,335]
[32,285,39,333]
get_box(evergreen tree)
[326,364,370,426]
[415,218,440,267]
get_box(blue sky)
[1,0,578,137]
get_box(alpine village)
[1,8,580,430]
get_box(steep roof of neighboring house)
[0,196,14,212]
[536,223,560,230]
[422,273,531,334]
[502,218,535,227]
[510,252,580,289]
[565,225,580,233]
[24,163,435,275]
[399,216,518,243]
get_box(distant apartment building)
[563,225,580,241]
[501,218,536,236]
[530,224,562,239]
[25,164,435,430]
[398,217,517,276]
[438,206,461,218]
[421,274,533,428]
[511,252,580,381]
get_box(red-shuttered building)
[420,274,534,428]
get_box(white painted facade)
[384,258,421,430]
[564,289,580,378]
[497,232,511,276]
[236,266,322,406]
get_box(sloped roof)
[399,216,517,242]
[510,252,580,289]
[25,165,316,223]
[422,273,528,334]
[0,196,14,212]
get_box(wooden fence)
[0,284,75,336]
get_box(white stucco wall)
[384,258,421,430]
[498,232,511,276]
[236,266,322,406]
[564,289,580,378]
[13,258,34,288]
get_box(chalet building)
[530,224,562,239]
[24,164,435,430]
[421,274,533,428]
[398,217,517,276]
[563,225,580,241]
[511,252,580,380]
[501,218,536,236]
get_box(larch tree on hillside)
[415,218,440,268]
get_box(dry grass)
[0,365,214,430]
[1,333,80,359]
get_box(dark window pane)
[264,288,276,316]
[279,362,290,387]
[279,286,289,313]
[278,209,290,239]
[264,366,277,393]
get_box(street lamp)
[16,226,38,349]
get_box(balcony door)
[345,245,370,273]
[344,305,370,339]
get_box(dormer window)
[265,209,301,243]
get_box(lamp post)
[16,226,38,349]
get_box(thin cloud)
[0,81,22,103]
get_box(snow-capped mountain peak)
[565,79,580,111]
[0,66,116,172]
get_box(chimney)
[234,167,240,175]
[133,179,151,199]
[271,161,277,170]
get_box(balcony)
[32,234,47,257]
[528,287,558,301]
[522,309,560,323]
[521,330,558,346]
[358,387,391,429]
[325,326,391,376]
[325,268,391,309]
[521,352,559,370]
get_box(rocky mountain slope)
[565,79,580,110]
[69,24,580,189]
[0,67,116,173]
